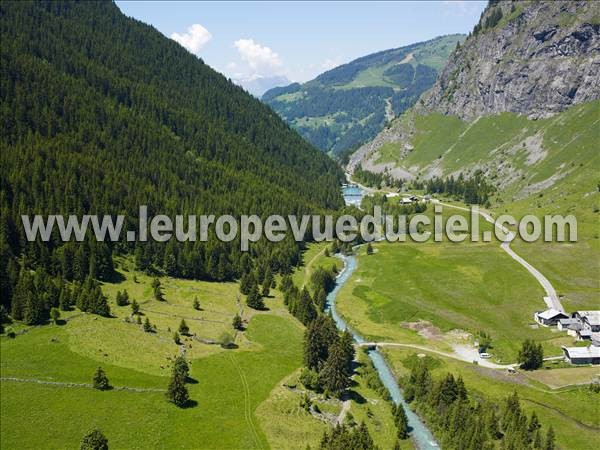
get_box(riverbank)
[327,252,439,449]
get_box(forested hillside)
[0,1,344,318]
[263,35,463,153]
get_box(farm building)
[557,318,580,331]
[562,346,600,365]
[577,329,593,341]
[558,318,582,337]
[534,309,569,326]
[573,311,600,332]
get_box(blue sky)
[116,1,486,83]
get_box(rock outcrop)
[417,0,600,120]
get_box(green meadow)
[1,247,402,449]
[1,255,309,449]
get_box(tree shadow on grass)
[347,390,367,404]
[181,399,198,409]
[185,377,199,385]
[102,270,126,284]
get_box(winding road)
[431,199,564,312]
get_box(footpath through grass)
[0,256,307,449]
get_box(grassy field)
[382,347,599,450]
[335,235,575,362]
[1,245,402,449]
[1,254,311,449]
[1,304,305,449]
[366,100,599,332]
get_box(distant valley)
[262,34,464,154]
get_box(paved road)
[430,199,564,312]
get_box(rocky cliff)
[348,0,600,176]
[417,0,600,120]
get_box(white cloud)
[171,24,212,54]
[321,57,342,71]
[226,61,237,70]
[233,38,283,75]
[442,1,486,17]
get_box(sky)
[116,1,486,84]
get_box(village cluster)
[534,309,600,365]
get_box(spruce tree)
[232,313,243,330]
[393,403,409,439]
[339,330,355,375]
[246,285,264,310]
[178,319,189,335]
[544,426,555,450]
[143,317,152,332]
[50,307,60,324]
[92,367,110,390]
[318,340,351,396]
[80,429,108,450]
[173,355,189,380]
[131,299,140,315]
[166,367,189,407]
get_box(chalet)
[573,311,600,332]
[562,346,600,365]
[400,195,418,205]
[534,308,569,326]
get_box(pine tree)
[193,296,200,310]
[131,299,140,315]
[393,403,409,440]
[339,330,355,375]
[92,367,110,390]
[178,319,189,335]
[173,331,181,344]
[173,355,189,380]
[232,313,243,330]
[246,285,264,310]
[533,429,543,449]
[262,270,273,297]
[153,284,165,302]
[304,316,338,371]
[545,426,555,450]
[143,317,152,332]
[318,340,351,396]
[50,307,60,324]
[80,428,108,450]
[296,287,316,325]
[166,368,189,407]
[518,339,543,370]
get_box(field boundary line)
[1,376,165,393]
